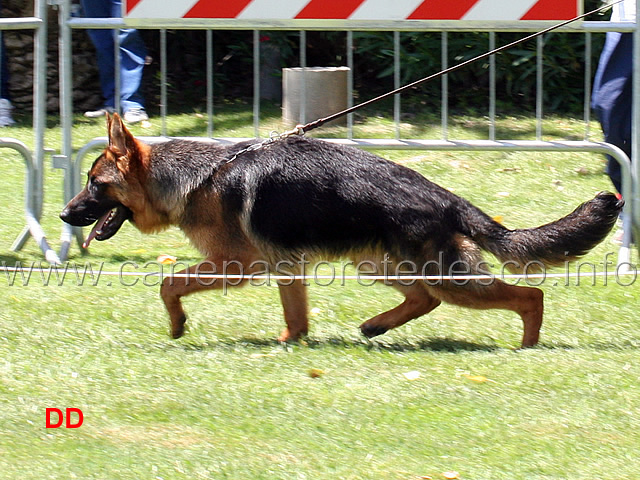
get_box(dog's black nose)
[60,208,70,223]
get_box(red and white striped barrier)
[125,0,579,21]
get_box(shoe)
[84,107,115,118]
[123,108,149,124]
[0,98,16,127]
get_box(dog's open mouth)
[83,205,132,248]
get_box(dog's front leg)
[160,259,254,339]
[277,279,309,342]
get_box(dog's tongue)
[82,210,111,249]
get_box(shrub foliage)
[144,0,607,115]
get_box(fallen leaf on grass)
[464,374,487,383]
[443,471,460,479]
[310,307,322,316]
[309,368,325,378]
[157,254,177,264]
[492,215,504,224]
[463,374,497,384]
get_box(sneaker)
[0,98,16,127]
[123,108,149,124]
[84,107,115,118]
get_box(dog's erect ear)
[107,112,137,158]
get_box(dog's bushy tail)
[459,192,623,272]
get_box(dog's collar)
[224,125,305,164]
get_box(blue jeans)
[1,32,9,100]
[592,32,633,195]
[80,0,146,113]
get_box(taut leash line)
[225,0,622,161]
[297,0,622,135]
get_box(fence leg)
[634,0,640,262]
[11,226,30,252]
[9,0,61,265]
[4,139,61,265]
[57,0,76,262]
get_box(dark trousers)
[1,0,10,99]
[592,32,633,195]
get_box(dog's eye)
[89,176,105,187]
[88,176,107,194]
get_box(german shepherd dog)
[61,114,622,347]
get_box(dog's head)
[60,113,147,248]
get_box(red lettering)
[65,408,84,428]
[46,408,63,428]
[46,408,84,428]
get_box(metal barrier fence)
[14,0,640,266]
[1,0,59,264]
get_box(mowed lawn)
[0,110,638,479]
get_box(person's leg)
[592,32,633,195]
[0,0,6,100]
[593,32,633,243]
[118,28,147,114]
[106,0,147,118]
[1,35,9,99]
[81,0,116,110]
[0,2,16,127]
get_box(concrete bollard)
[282,66,349,127]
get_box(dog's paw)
[360,323,389,338]
[278,327,308,343]
[170,315,187,339]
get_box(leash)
[227,0,622,160]
[299,0,622,134]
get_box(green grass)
[0,108,639,479]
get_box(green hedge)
[146,0,609,115]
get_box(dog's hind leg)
[360,282,441,338]
[277,280,309,342]
[427,280,544,348]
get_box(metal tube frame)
[206,29,214,137]
[634,1,640,255]
[57,2,639,266]
[56,0,79,262]
[253,30,260,137]
[1,0,60,264]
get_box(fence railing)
[8,0,639,267]
[1,0,59,264]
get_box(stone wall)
[2,0,101,114]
